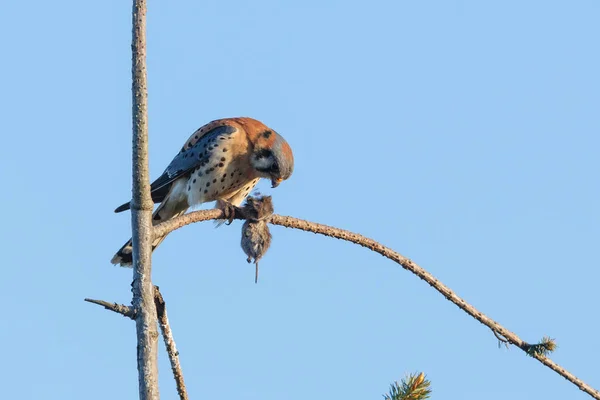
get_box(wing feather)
[114,123,238,213]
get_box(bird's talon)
[217,200,238,225]
[226,205,237,225]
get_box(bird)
[111,117,294,267]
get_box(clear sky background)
[0,1,598,399]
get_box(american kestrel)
[111,117,294,267]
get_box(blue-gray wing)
[114,124,238,213]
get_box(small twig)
[84,298,136,319]
[492,329,510,349]
[493,329,509,343]
[154,287,189,400]
[151,209,600,400]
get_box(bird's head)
[250,128,294,188]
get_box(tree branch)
[84,298,136,319]
[152,208,600,400]
[154,287,189,400]
[83,291,188,400]
[130,1,159,399]
[153,209,223,239]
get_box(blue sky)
[0,1,598,399]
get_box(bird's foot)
[216,200,241,225]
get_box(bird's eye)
[262,130,272,139]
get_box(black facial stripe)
[254,149,280,175]
[255,149,271,160]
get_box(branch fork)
[85,287,188,400]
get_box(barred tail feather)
[110,239,135,267]
[110,210,186,267]
[110,231,175,267]
[111,180,188,267]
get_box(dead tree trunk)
[130,0,159,398]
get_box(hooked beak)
[271,177,283,188]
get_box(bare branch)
[153,209,224,239]
[130,1,159,399]
[152,209,600,400]
[83,290,188,400]
[154,287,189,400]
[84,298,136,319]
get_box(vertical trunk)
[130,1,159,399]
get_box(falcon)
[111,117,294,266]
